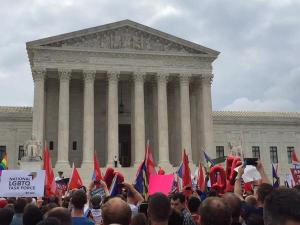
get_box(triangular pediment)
[27,20,219,56]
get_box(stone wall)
[0,107,32,168]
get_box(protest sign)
[149,174,174,196]
[56,178,69,194]
[234,165,261,183]
[0,170,45,197]
[90,187,106,200]
[290,168,300,185]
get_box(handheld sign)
[0,170,45,197]
[149,174,174,196]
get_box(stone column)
[179,74,192,159]
[107,71,119,166]
[133,72,145,166]
[32,69,46,147]
[56,69,71,169]
[82,70,96,167]
[157,73,170,168]
[199,74,214,157]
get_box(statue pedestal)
[19,161,42,170]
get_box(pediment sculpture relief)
[42,26,205,54]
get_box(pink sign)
[149,174,174,196]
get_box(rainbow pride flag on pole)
[0,154,8,170]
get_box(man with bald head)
[101,197,132,225]
[200,197,232,225]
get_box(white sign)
[0,170,45,197]
[234,165,261,183]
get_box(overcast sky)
[1,0,299,112]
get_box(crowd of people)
[0,162,300,225]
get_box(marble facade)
[25,20,218,173]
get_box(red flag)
[198,162,205,192]
[292,150,300,165]
[43,143,57,197]
[93,152,102,181]
[145,141,156,178]
[182,149,192,188]
[68,163,83,190]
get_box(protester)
[131,213,147,225]
[1,150,300,225]
[255,183,273,214]
[37,217,61,225]
[148,193,171,225]
[88,195,102,225]
[244,195,257,207]
[123,182,144,217]
[101,197,132,225]
[264,188,300,225]
[199,197,232,225]
[245,214,264,225]
[10,197,27,225]
[23,204,43,225]
[222,193,242,225]
[0,207,14,225]
[187,196,201,225]
[46,207,72,225]
[168,208,183,225]
[70,190,94,225]
[55,171,64,181]
[171,193,195,225]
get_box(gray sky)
[1,0,299,112]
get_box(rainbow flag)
[0,154,8,170]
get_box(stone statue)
[22,135,42,161]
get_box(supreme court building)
[0,20,300,181]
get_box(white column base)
[81,161,93,167]
[55,161,70,171]
[19,161,42,170]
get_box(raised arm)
[234,166,244,200]
[123,182,144,204]
[256,161,271,184]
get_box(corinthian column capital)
[156,72,169,83]
[132,71,146,82]
[107,70,119,83]
[58,69,72,81]
[201,73,214,85]
[83,70,96,82]
[32,68,46,82]
[179,73,191,85]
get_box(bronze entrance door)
[118,124,131,167]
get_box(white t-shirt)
[91,208,102,225]
[128,203,138,217]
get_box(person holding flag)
[134,141,156,195]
